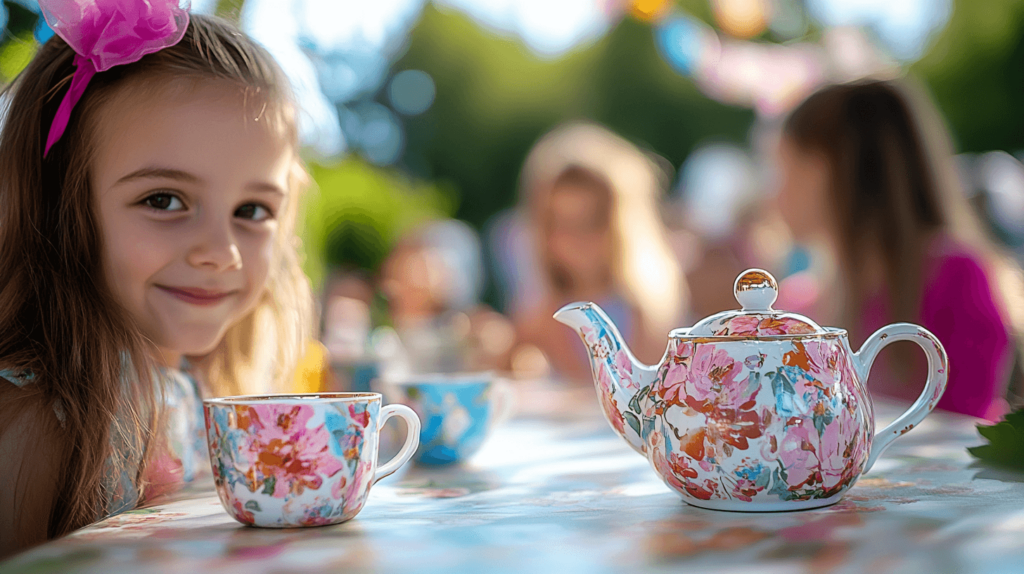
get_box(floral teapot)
[554,269,948,511]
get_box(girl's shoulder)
[922,234,1008,327]
[1,368,69,431]
[925,234,993,288]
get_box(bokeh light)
[435,0,612,57]
[342,102,405,166]
[768,0,808,39]
[655,13,718,76]
[675,144,758,241]
[628,0,672,23]
[712,0,769,39]
[807,0,952,60]
[388,69,436,116]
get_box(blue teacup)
[384,373,514,465]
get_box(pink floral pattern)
[565,300,890,508]
[237,404,344,498]
[635,337,871,506]
[705,314,819,337]
[580,322,638,448]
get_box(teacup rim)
[382,371,497,386]
[204,392,382,406]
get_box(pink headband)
[39,0,191,157]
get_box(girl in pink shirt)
[773,79,1022,421]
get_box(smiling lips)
[157,285,237,306]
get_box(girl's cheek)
[244,230,277,291]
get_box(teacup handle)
[852,323,949,473]
[374,404,421,483]
[491,379,516,427]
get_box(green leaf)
[261,476,277,495]
[745,372,761,397]
[244,500,262,512]
[767,467,790,498]
[628,386,647,414]
[754,468,771,489]
[769,371,795,399]
[643,415,656,439]
[623,411,642,437]
[968,407,1024,469]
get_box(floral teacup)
[384,373,514,465]
[204,392,420,527]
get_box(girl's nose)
[187,219,243,272]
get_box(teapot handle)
[851,323,949,473]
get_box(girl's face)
[773,135,832,242]
[381,244,445,321]
[91,81,294,366]
[544,183,612,287]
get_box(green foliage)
[214,0,245,23]
[968,408,1024,469]
[1,2,40,83]
[300,159,455,289]
[0,31,36,82]
[913,0,1024,152]
[397,6,754,228]
[3,0,1021,285]
[2,1,38,38]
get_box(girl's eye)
[235,203,273,222]
[142,193,185,211]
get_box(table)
[4,384,1024,574]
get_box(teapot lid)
[681,269,826,338]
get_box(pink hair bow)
[39,0,191,156]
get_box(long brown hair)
[0,15,312,540]
[783,79,1024,389]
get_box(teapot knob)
[734,269,778,311]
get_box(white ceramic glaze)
[555,269,949,512]
[204,392,420,527]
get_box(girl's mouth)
[156,285,237,306]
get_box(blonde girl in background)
[511,122,687,382]
[0,6,312,555]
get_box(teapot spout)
[553,302,659,455]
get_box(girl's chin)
[154,332,227,361]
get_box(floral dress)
[0,365,208,519]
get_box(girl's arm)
[0,388,66,558]
[513,301,593,383]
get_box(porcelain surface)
[386,375,513,465]
[204,392,420,527]
[554,269,949,511]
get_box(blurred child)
[774,79,1024,420]
[380,219,514,375]
[670,143,798,319]
[511,122,687,382]
[0,9,312,553]
[321,271,375,362]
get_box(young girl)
[510,122,687,382]
[0,6,312,555]
[774,79,1023,420]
